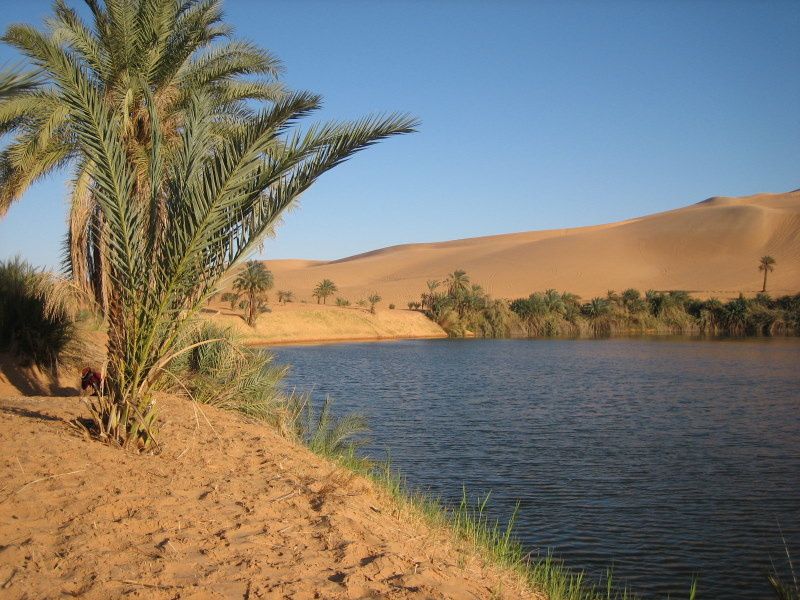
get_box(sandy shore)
[204,303,448,346]
[0,393,537,599]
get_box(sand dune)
[263,190,800,306]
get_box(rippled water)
[272,337,800,599]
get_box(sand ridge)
[0,394,537,599]
[262,190,800,306]
[203,303,447,345]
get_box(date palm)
[421,279,439,312]
[367,292,381,314]
[446,269,470,297]
[759,255,776,293]
[313,279,337,304]
[1,0,284,308]
[233,261,273,326]
[9,7,417,447]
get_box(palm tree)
[6,4,417,448]
[583,297,611,318]
[313,279,337,304]
[367,292,381,314]
[446,269,470,317]
[621,288,642,313]
[759,255,776,292]
[0,0,285,308]
[446,269,470,297]
[422,279,439,312]
[582,297,612,335]
[234,261,273,326]
[543,289,565,315]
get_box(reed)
[319,450,667,600]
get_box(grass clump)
[287,395,369,458]
[163,323,369,458]
[163,322,287,420]
[0,257,83,373]
[768,534,799,600]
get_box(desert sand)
[0,392,537,599]
[205,303,447,345]
[261,190,800,306]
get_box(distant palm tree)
[421,279,440,312]
[367,292,381,314]
[584,297,610,318]
[759,255,776,292]
[313,279,337,304]
[583,297,612,336]
[621,288,642,313]
[446,270,470,297]
[234,262,273,326]
[544,289,565,315]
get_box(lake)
[272,337,800,599]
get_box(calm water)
[272,337,800,599]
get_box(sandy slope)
[204,303,447,345]
[263,190,800,306]
[0,394,536,599]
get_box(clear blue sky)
[1,0,798,269]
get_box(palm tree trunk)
[249,291,255,326]
[762,269,768,293]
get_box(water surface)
[273,337,800,599]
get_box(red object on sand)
[80,367,102,394]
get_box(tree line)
[411,258,798,338]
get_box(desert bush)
[163,322,287,420]
[0,257,81,373]
[335,297,350,307]
[276,394,368,458]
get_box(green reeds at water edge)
[768,532,799,600]
[321,452,662,600]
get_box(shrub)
[0,257,80,373]
[164,322,287,420]
[288,395,369,458]
[335,297,350,307]
[389,303,395,310]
